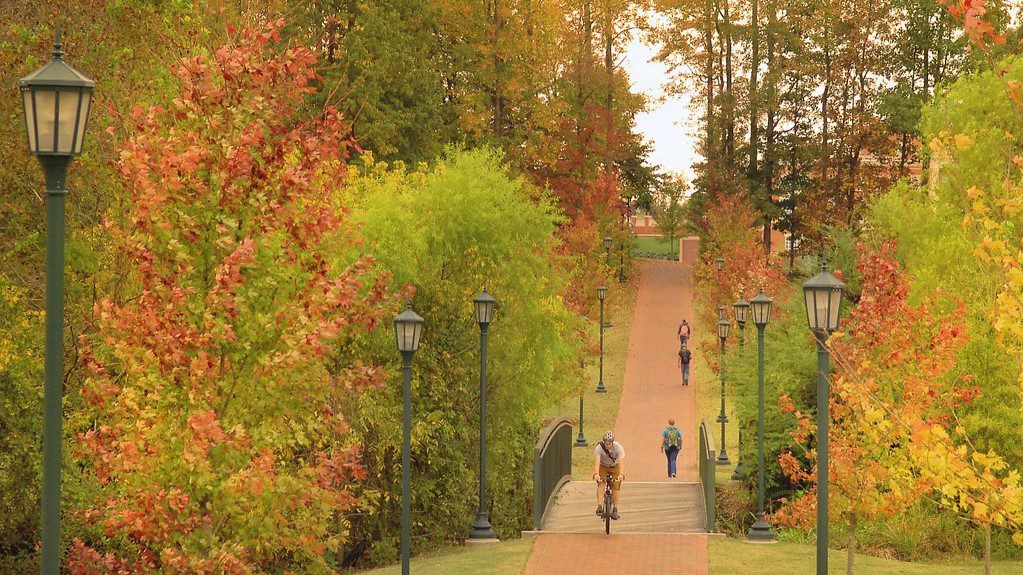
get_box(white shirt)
[594,441,625,467]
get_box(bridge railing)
[698,420,716,532]
[533,418,573,531]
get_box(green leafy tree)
[339,147,580,567]
[650,173,688,257]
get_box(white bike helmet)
[602,430,615,443]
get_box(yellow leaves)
[967,186,984,201]
[955,133,975,150]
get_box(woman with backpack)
[661,418,683,478]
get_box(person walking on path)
[678,343,692,386]
[662,419,683,478]
[677,319,691,346]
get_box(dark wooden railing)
[532,418,573,530]
[698,420,716,533]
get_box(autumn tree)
[774,241,969,574]
[67,23,395,574]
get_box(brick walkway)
[523,533,708,575]
[524,260,708,575]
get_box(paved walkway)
[525,260,708,575]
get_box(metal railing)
[699,420,716,533]
[533,418,573,530]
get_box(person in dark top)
[677,319,691,346]
[678,343,692,386]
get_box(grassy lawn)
[710,536,1023,575]
[693,311,741,482]
[633,235,677,256]
[353,539,534,575]
[556,261,642,478]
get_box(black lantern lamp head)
[802,261,845,337]
[597,285,608,301]
[750,291,772,327]
[715,255,725,270]
[473,289,497,326]
[394,301,425,354]
[603,236,612,251]
[20,28,95,163]
[717,318,730,340]
[733,297,750,326]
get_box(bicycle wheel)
[604,494,612,534]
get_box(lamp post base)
[595,382,607,393]
[715,452,731,466]
[468,516,498,541]
[574,436,589,447]
[747,516,777,542]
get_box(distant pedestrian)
[677,319,691,346]
[678,343,692,386]
[662,418,683,478]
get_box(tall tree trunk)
[492,0,505,140]
[847,514,857,575]
[577,1,592,177]
[704,0,716,159]
[748,0,760,180]
[821,36,832,189]
[724,0,735,167]
[985,524,992,575]
[762,0,776,258]
[605,11,614,170]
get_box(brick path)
[524,260,708,575]
[523,533,708,575]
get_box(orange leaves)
[939,0,1006,50]
[71,20,396,574]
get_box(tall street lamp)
[394,303,425,575]
[469,290,499,541]
[747,291,776,541]
[716,255,725,271]
[575,354,588,447]
[595,286,608,393]
[604,235,612,267]
[716,318,730,466]
[20,29,95,575]
[731,297,750,481]
[618,239,625,283]
[803,263,845,575]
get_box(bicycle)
[594,473,625,534]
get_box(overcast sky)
[622,30,700,179]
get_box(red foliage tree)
[68,22,395,574]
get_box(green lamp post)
[747,290,776,541]
[716,317,731,465]
[731,297,750,481]
[469,290,499,541]
[575,354,588,447]
[803,263,845,574]
[394,303,424,575]
[20,29,95,575]
[603,235,612,267]
[596,286,608,393]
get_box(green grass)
[352,539,534,575]
[693,311,741,482]
[633,235,677,256]
[553,261,641,478]
[710,536,1023,575]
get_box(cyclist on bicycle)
[593,430,625,520]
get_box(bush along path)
[524,259,710,575]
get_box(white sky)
[622,30,700,179]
